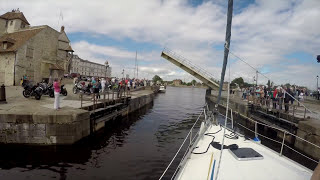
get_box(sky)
[1,0,320,89]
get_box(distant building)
[70,55,111,78]
[173,79,182,86]
[0,9,73,86]
[223,82,229,90]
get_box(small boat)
[159,85,166,93]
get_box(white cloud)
[1,0,320,89]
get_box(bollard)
[0,84,7,104]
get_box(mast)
[134,51,137,78]
[136,51,138,79]
[217,0,233,104]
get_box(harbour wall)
[0,88,158,145]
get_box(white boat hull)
[175,124,313,180]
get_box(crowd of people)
[241,85,309,112]
[74,76,152,99]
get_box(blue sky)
[1,0,320,89]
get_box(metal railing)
[218,110,320,164]
[159,109,206,180]
[162,48,219,85]
[249,95,312,121]
[79,86,131,109]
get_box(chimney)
[60,26,65,32]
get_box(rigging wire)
[224,44,316,115]
[215,59,231,180]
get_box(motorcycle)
[60,84,68,96]
[73,83,83,94]
[38,82,54,98]
[22,83,42,100]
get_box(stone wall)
[206,94,249,116]
[0,110,90,145]
[14,26,64,84]
[295,120,320,159]
[128,93,154,113]
[0,52,15,86]
[6,19,22,33]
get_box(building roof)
[0,27,44,53]
[72,54,106,66]
[65,45,74,52]
[0,11,30,25]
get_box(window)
[26,46,34,58]
[5,21,8,27]
[20,22,25,28]
[10,21,13,25]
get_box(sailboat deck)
[176,125,313,180]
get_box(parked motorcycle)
[22,83,42,100]
[73,83,83,94]
[60,84,68,96]
[38,82,54,98]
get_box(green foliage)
[152,75,163,83]
[191,79,196,85]
[231,77,244,87]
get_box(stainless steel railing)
[218,110,320,164]
[159,108,206,180]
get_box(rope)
[207,152,214,180]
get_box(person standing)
[272,88,278,109]
[53,78,61,110]
[91,77,97,100]
[278,88,285,110]
[284,87,291,112]
[101,78,106,93]
[96,79,101,99]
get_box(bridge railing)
[162,48,219,85]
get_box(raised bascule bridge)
[161,48,220,90]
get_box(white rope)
[215,61,231,180]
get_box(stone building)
[173,79,182,86]
[70,54,112,78]
[0,9,73,86]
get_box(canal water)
[0,86,207,180]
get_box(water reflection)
[0,86,207,180]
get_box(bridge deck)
[161,49,219,89]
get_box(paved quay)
[0,85,157,145]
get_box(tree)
[191,79,197,86]
[152,75,163,83]
[231,77,244,87]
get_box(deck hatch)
[229,148,263,161]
